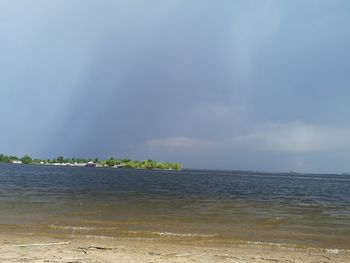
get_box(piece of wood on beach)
[88,245,114,250]
[79,247,88,254]
[11,241,70,247]
[78,245,126,253]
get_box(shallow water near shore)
[0,164,349,249]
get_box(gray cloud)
[145,121,350,153]
[143,121,350,172]
[231,121,350,153]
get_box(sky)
[1,1,350,173]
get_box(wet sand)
[1,233,349,263]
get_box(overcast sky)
[1,1,350,173]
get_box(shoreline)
[0,154,183,171]
[3,223,350,251]
[1,232,349,262]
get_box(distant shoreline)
[11,162,180,171]
[0,153,183,171]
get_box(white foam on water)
[326,249,339,254]
[49,225,95,230]
[151,231,217,238]
[119,230,217,238]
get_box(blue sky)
[1,1,350,173]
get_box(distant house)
[85,161,96,167]
[12,160,22,164]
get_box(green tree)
[106,158,116,167]
[21,155,33,164]
[57,156,64,163]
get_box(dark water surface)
[0,164,349,248]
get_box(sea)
[0,164,349,249]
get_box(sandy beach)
[1,233,349,263]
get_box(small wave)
[151,231,217,238]
[120,230,217,238]
[326,249,339,254]
[48,225,95,230]
[247,241,287,247]
[84,235,115,239]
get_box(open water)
[0,164,349,249]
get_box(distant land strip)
[0,154,183,170]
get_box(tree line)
[0,154,183,170]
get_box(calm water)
[0,164,349,249]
